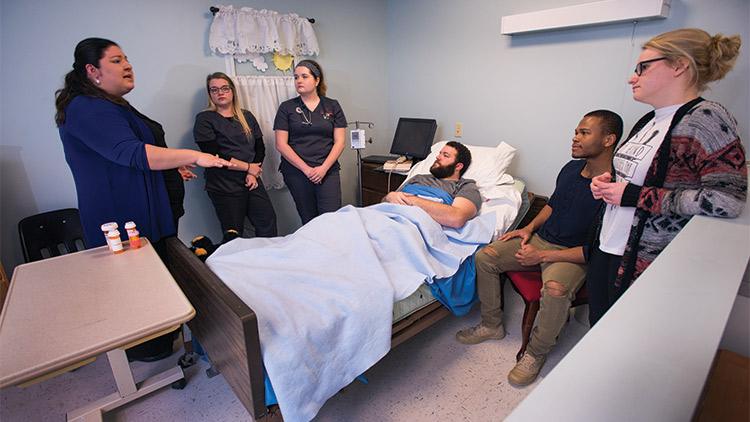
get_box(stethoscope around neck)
[295,97,330,125]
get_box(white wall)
[0,0,388,273]
[1,0,748,277]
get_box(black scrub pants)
[207,178,278,238]
[586,246,629,326]
[282,166,342,225]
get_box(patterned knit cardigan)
[596,98,747,288]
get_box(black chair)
[18,208,87,263]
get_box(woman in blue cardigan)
[55,38,232,257]
[55,38,233,361]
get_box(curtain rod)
[209,6,315,23]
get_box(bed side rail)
[166,237,268,420]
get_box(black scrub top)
[273,95,347,172]
[194,109,264,195]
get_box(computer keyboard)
[362,155,399,164]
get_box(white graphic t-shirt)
[599,103,683,255]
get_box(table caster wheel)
[171,378,187,390]
[178,352,200,368]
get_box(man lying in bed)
[382,141,482,228]
[205,140,496,422]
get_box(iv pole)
[347,121,374,207]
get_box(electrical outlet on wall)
[455,123,463,137]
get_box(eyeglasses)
[634,57,667,76]
[209,86,231,94]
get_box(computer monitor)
[389,118,438,160]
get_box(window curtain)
[232,76,297,190]
[209,5,319,67]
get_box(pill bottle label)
[101,222,118,251]
[129,230,142,249]
[108,230,124,254]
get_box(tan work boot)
[455,323,505,344]
[508,353,546,386]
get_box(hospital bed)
[166,141,524,421]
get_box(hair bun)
[707,34,724,62]
[712,33,741,58]
[644,29,740,92]
[707,33,741,85]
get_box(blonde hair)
[643,28,741,93]
[205,72,252,139]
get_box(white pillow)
[406,140,516,191]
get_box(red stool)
[505,271,588,361]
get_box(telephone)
[383,156,412,172]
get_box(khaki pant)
[475,234,586,358]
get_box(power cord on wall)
[618,20,639,116]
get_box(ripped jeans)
[474,234,587,358]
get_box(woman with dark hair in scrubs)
[273,60,347,224]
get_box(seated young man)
[383,141,481,228]
[455,110,622,387]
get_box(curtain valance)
[209,5,319,59]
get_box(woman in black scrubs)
[194,72,277,238]
[273,60,347,224]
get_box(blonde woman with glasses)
[587,28,747,325]
[193,72,278,239]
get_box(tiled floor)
[0,285,589,421]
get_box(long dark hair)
[54,38,130,126]
[295,59,327,96]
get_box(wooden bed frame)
[166,236,452,421]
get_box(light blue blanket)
[206,203,495,422]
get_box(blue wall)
[385,0,749,195]
[0,0,388,271]
[1,0,747,273]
